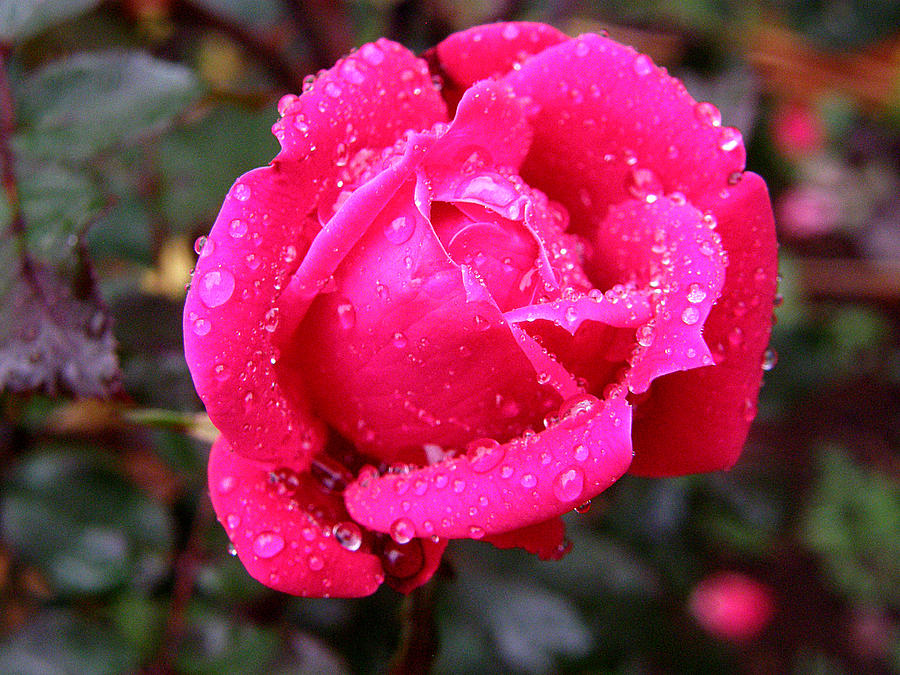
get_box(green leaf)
[177,603,280,675]
[0,609,137,675]
[14,50,201,161]
[0,449,174,595]
[0,0,101,44]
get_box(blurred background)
[0,1,898,673]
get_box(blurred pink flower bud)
[689,571,775,641]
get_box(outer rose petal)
[426,22,569,110]
[208,437,384,597]
[498,32,746,237]
[630,173,777,475]
[184,40,446,464]
[344,394,633,540]
[484,516,569,561]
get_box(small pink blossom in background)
[689,571,776,642]
[777,184,843,239]
[771,102,825,158]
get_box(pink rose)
[184,22,777,597]
[688,571,775,641]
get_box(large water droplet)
[467,437,505,473]
[553,467,585,502]
[389,518,416,545]
[333,521,362,551]
[633,54,653,76]
[681,306,700,325]
[761,347,778,371]
[383,216,415,244]
[336,300,356,329]
[234,183,251,201]
[687,283,708,304]
[695,101,722,127]
[199,269,235,308]
[253,531,285,558]
[559,393,600,421]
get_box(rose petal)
[593,196,727,394]
[185,39,446,465]
[484,516,569,561]
[427,22,569,111]
[500,33,746,238]
[286,179,559,463]
[344,394,633,539]
[630,173,777,475]
[208,437,384,597]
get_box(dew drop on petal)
[559,393,600,421]
[575,500,592,514]
[681,306,700,325]
[336,300,356,329]
[695,101,722,127]
[636,322,655,347]
[391,332,408,349]
[719,127,742,152]
[389,518,416,544]
[253,531,285,558]
[467,438,505,473]
[229,218,247,238]
[633,54,653,76]
[553,467,585,503]
[234,183,251,201]
[360,43,384,65]
[762,347,778,371]
[218,475,236,494]
[383,216,415,244]
[574,444,589,462]
[225,513,240,530]
[333,521,363,551]
[193,236,208,255]
[502,24,520,39]
[199,269,235,308]
[192,317,211,336]
[308,555,324,571]
[263,307,280,332]
[468,526,486,539]
[520,473,537,489]
[687,283,708,304]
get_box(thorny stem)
[389,580,440,675]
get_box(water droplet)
[383,216,415,244]
[229,218,247,238]
[626,167,663,202]
[574,444,589,462]
[336,300,356,329]
[199,269,235,308]
[728,327,744,348]
[762,347,778,371]
[681,306,700,325]
[234,183,251,201]
[467,438,505,473]
[389,518,416,544]
[192,317,211,336]
[468,525,486,539]
[263,307,280,332]
[213,363,229,381]
[575,41,590,57]
[502,24,520,39]
[308,554,324,571]
[293,118,309,133]
[520,473,537,488]
[360,43,384,65]
[218,475,236,494]
[473,314,490,331]
[340,59,365,84]
[225,513,240,530]
[391,332,408,349]
[636,322,655,347]
[687,283,708,304]
[193,236,209,255]
[719,127,742,152]
[553,467,585,502]
[695,101,722,127]
[574,500,592,514]
[253,531,285,558]
[324,82,342,98]
[227,543,237,556]
[277,93,298,116]
[333,522,362,551]
[559,393,600,421]
[633,54,653,76]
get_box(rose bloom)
[688,571,775,642]
[184,23,777,597]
